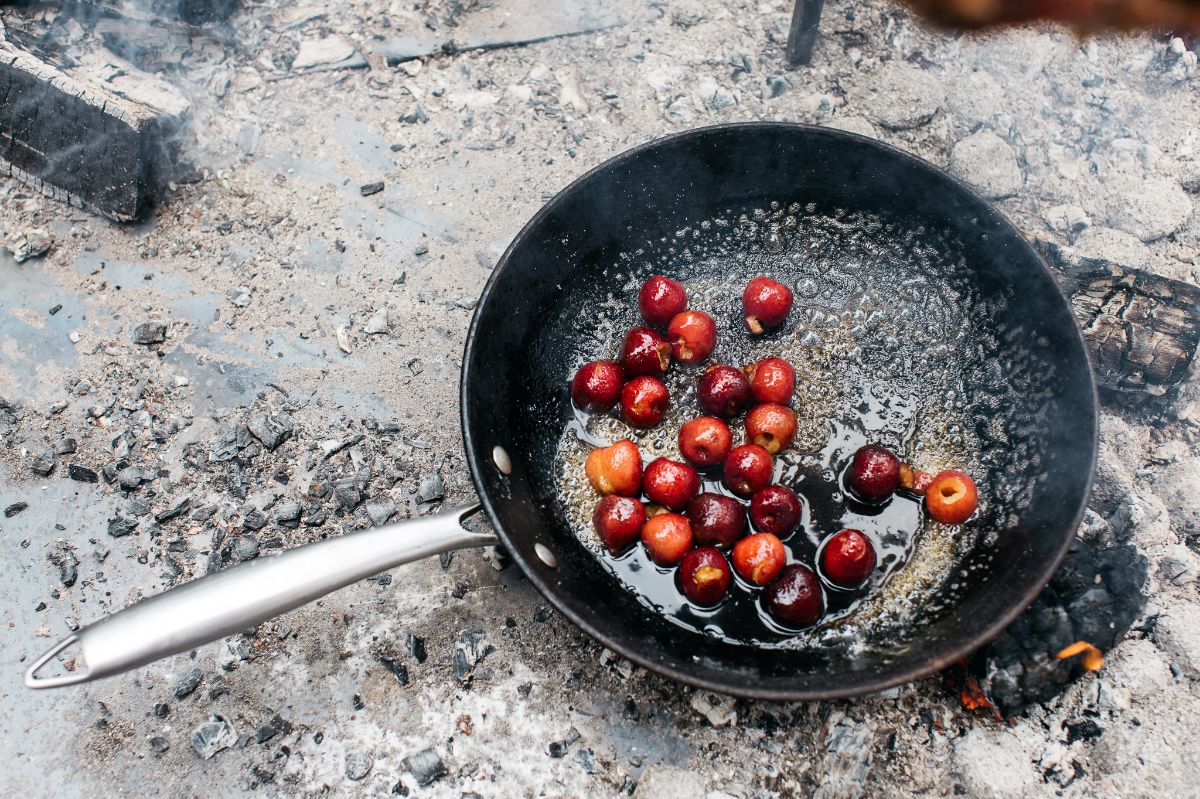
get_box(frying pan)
[25,123,1097,700]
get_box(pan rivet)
[492,446,512,475]
[534,543,558,568]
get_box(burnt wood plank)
[0,22,183,221]
[1037,238,1200,396]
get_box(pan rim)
[461,121,1099,702]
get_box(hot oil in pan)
[551,202,1039,650]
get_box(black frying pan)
[26,124,1096,700]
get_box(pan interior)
[463,125,1095,698]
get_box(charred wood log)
[0,20,186,221]
[1038,239,1200,397]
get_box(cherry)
[584,440,643,496]
[731,532,787,585]
[678,547,732,605]
[621,327,671,376]
[697,364,752,418]
[763,564,824,628]
[667,311,717,364]
[819,529,876,589]
[620,376,669,428]
[749,485,802,537]
[742,276,793,334]
[845,444,901,503]
[593,496,646,555]
[638,275,687,327]
[641,513,693,566]
[745,403,798,455]
[643,458,701,511]
[686,493,747,549]
[570,360,624,412]
[745,357,796,405]
[677,417,732,468]
[924,470,978,524]
[900,464,935,496]
[723,444,773,497]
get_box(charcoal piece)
[275,502,302,526]
[174,667,204,698]
[30,453,55,476]
[47,546,80,587]
[67,464,98,482]
[333,478,362,510]
[408,634,427,663]
[452,629,491,680]
[108,516,138,538]
[118,466,145,489]
[974,539,1148,715]
[380,656,409,685]
[402,748,447,787]
[191,715,236,759]
[154,703,170,717]
[132,322,168,345]
[53,438,77,455]
[547,727,580,758]
[155,497,191,523]
[128,497,152,517]
[439,551,453,570]
[302,506,328,527]
[148,736,169,754]
[346,751,374,781]
[360,181,385,196]
[367,499,396,526]
[242,510,267,530]
[191,505,217,522]
[4,501,27,517]
[246,412,293,451]
[417,473,444,503]
[233,535,260,561]
[210,431,239,462]
[255,714,292,744]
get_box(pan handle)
[25,503,494,688]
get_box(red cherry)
[749,485,802,537]
[819,529,876,588]
[641,513,693,566]
[731,532,786,585]
[677,417,732,468]
[763,564,824,628]
[845,444,901,503]
[723,444,773,497]
[745,357,796,405]
[745,404,798,455]
[742,276,793,334]
[678,547,732,605]
[697,364,752,418]
[621,327,671,376]
[638,275,687,327]
[667,311,717,364]
[593,496,646,555]
[643,458,701,511]
[620,376,669,428]
[570,360,624,412]
[686,493,747,548]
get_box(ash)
[2,1,1199,797]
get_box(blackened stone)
[30,453,55,476]
[256,714,292,743]
[360,181,385,196]
[174,667,204,698]
[233,535,260,561]
[108,516,139,538]
[346,751,374,781]
[242,510,268,530]
[54,438,77,455]
[156,497,191,523]
[154,703,170,717]
[68,464,99,483]
[408,634,427,663]
[247,413,293,451]
[380,657,409,685]
[132,322,167,345]
[4,501,28,517]
[402,748,446,786]
[47,547,79,587]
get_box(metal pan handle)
[25,503,494,688]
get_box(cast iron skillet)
[26,124,1096,700]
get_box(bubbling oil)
[549,202,1046,652]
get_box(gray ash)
[971,537,1148,716]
